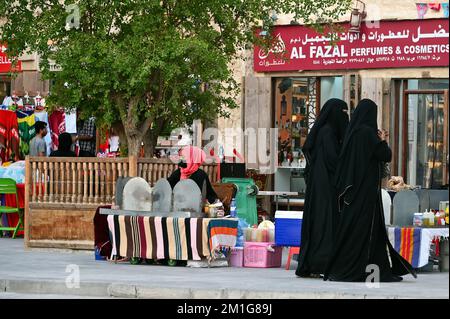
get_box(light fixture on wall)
[349,0,366,33]
[291,114,300,123]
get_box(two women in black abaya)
[324,99,416,282]
[297,98,416,282]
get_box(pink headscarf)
[180,146,206,180]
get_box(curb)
[0,278,415,299]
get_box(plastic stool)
[285,247,300,270]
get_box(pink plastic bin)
[243,242,282,268]
[230,247,244,267]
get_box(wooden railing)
[27,157,130,206]
[26,156,219,206]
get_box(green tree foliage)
[0,0,351,155]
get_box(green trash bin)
[221,178,258,226]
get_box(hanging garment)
[0,110,20,162]
[64,111,77,134]
[34,111,52,156]
[16,110,36,159]
[99,130,109,153]
[48,110,66,151]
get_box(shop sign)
[254,18,449,72]
[0,45,22,73]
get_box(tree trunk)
[126,135,142,157]
[143,128,160,158]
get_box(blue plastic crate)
[275,211,303,247]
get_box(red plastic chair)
[285,247,300,270]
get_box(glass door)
[404,90,448,188]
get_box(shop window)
[273,76,343,201]
[395,79,449,189]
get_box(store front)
[391,78,448,189]
[248,18,449,199]
[1,45,19,102]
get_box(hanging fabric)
[64,110,77,134]
[48,110,66,151]
[428,3,441,11]
[0,110,20,162]
[16,110,36,159]
[442,3,449,17]
[416,3,429,18]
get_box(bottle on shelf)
[230,198,237,218]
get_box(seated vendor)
[50,133,76,157]
[167,146,218,204]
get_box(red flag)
[428,3,441,11]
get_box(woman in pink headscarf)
[167,146,218,203]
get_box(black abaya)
[296,98,348,277]
[324,99,416,282]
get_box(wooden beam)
[24,156,31,249]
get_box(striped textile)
[393,227,422,268]
[208,219,239,256]
[107,216,238,261]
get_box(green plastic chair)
[221,177,259,226]
[0,178,24,239]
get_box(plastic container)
[243,242,282,268]
[275,211,303,247]
[94,247,106,261]
[413,213,423,227]
[230,247,244,267]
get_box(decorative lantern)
[349,0,366,33]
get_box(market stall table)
[387,226,449,268]
[101,209,238,262]
[258,191,301,211]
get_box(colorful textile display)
[16,110,36,158]
[416,3,429,18]
[428,3,441,11]
[208,219,238,255]
[0,110,20,162]
[0,161,25,183]
[48,110,66,151]
[107,216,238,261]
[442,3,449,17]
[388,227,449,268]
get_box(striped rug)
[107,216,238,260]
[393,227,421,268]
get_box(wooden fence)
[26,157,219,206]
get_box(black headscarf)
[340,98,378,156]
[302,98,349,158]
[58,133,73,152]
[335,99,382,211]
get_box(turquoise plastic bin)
[221,178,258,226]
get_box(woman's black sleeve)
[167,169,181,189]
[374,141,392,163]
[322,130,340,174]
[204,173,218,203]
